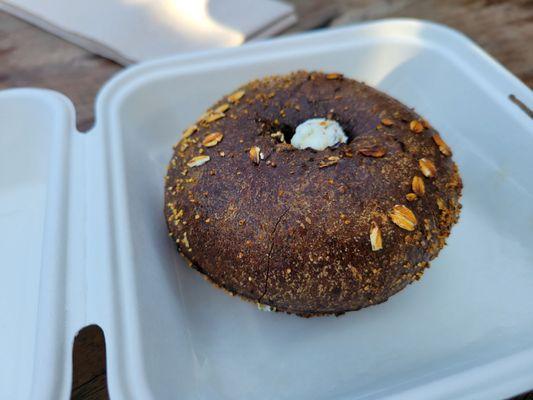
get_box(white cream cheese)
[291,118,348,151]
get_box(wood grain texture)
[71,326,109,400]
[0,1,532,399]
[0,12,120,131]
[289,0,533,88]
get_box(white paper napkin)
[0,0,296,64]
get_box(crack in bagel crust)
[258,207,290,304]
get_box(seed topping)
[227,90,245,103]
[182,124,198,138]
[249,146,261,165]
[326,73,343,80]
[412,176,425,196]
[370,222,383,251]
[389,205,417,231]
[358,146,387,158]
[419,158,437,178]
[409,120,424,133]
[381,118,394,126]
[432,133,452,156]
[202,132,224,147]
[187,155,210,168]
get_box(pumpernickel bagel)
[164,71,462,317]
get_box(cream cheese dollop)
[291,118,347,151]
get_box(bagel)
[164,71,462,317]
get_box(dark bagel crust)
[164,71,462,317]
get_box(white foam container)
[1,19,533,400]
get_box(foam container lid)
[1,19,532,400]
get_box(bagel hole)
[339,124,356,144]
[262,120,296,143]
[268,118,354,148]
[278,123,295,142]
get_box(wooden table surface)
[1,1,532,399]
